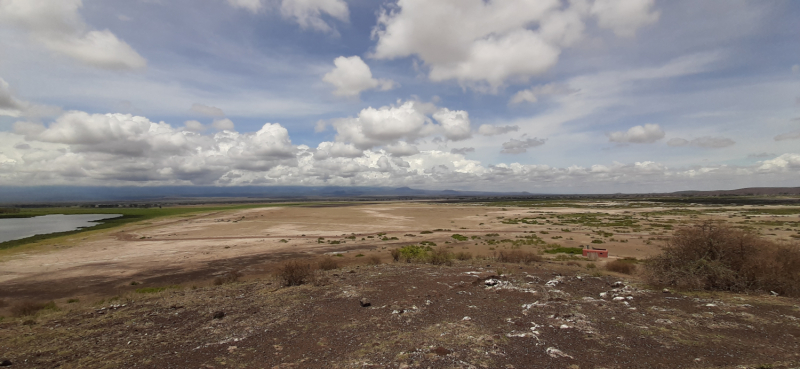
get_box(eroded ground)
[1,263,798,368]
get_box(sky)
[0,0,798,193]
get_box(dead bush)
[455,251,473,260]
[605,260,636,274]
[366,255,382,265]
[645,222,800,296]
[496,250,542,264]
[428,248,453,266]
[309,270,331,286]
[11,300,57,317]
[277,260,313,286]
[566,261,580,267]
[213,270,241,285]
[318,257,340,271]
[390,248,401,262]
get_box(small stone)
[212,311,225,320]
[612,296,625,302]
[771,291,779,296]
[662,288,670,293]
[431,347,451,356]
[612,281,624,288]
[359,297,371,307]
[462,316,471,321]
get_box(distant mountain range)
[0,186,797,205]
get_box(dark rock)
[0,360,11,366]
[212,311,225,320]
[359,298,371,307]
[431,347,451,356]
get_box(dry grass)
[390,248,401,262]
[605,260,636,274]
[495,250,541,264]
[277,260,314,286]
[213,270,241,285]
[366,255,382,265]
[645,222,800,296]
[455,251,473,261]
[428,248,453,266]
[318,257,340,271]
[11,300,57,317]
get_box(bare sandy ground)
[1,202,797,306]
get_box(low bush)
[544,247,583,255]
[366,255,382,265]
[429,248,453,266]
[277,260,313,286]
[318,257,339,270]
[645,222,800,296]
[397,244,432,262]
[496,250,541,264]
[213,271,242,285]
[605,260,636,275]
[455,251,473,260]
[390,248,401,262]
[451,234,468,242]
[11,300,57,317]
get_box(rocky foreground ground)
[1,261,799,368]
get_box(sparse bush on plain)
[11,300,57,317]
[645,222,800,296]
[428,248,453,266]
[277,260,313,286]
[451,234,468,242]
[213,270,242,285]
[390,248,401,262]
[318,257,339,270]
[495,250,541,264]
[397,244,432,262]
[366,255,382,265]
[605,260,636,275]
[455,251,473,260]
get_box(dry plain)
[1,200,800,368]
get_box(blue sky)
[0,0,798,193]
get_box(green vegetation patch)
[451,234,468,241]
[544,246,584,255]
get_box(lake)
[0,214,122,243]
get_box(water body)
[0,214,122,243]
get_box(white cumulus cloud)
[322,56,395,97]
[371,0,659,91]
[509,83,577,105]
[608,124,665,143]
[0,0,147,70]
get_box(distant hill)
[0,185,798,205]
[672,187,800,196]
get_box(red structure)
[583,249,608,258]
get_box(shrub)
[455,251,473,260]
[367,255,382,265]
[213,271,242,285]
[586,263,597,269]
[605,260,636,275]
[644,222,800,296]
[11,300,57,317]
[390,248,401,262]
[397,245,432,262]
[428,248,453,266]
[318,257,339,270]
[420,231,433,234]
[67,299,79,304]
[591,239,604,244]
[566,261,580,267]
[451,234,468,241]
[544,247,583,255]
[420,241,437,246]
[277,260,313,286]
[496,250,541,264]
